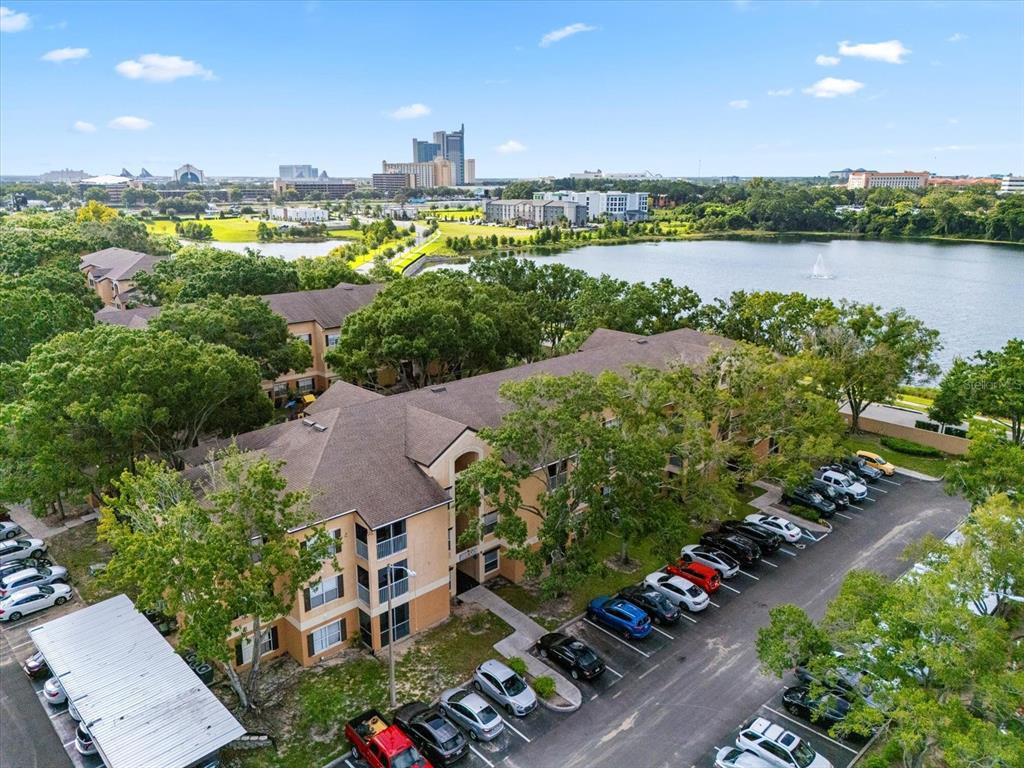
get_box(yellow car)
[856,450,896,476]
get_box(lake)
[203,239,349,260]
[430,238,1023,369]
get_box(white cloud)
[947,117,959,125]
[837,39,910,64]
[728,99,749,109]
[767,88,793,97]
[73,120,96,133]
[115,53,214,82]
[387,103,430,120]
[803,77,865,98]
[109,115,153,131]
[495,140,527,154]
[42,47,90,62]
[947,32,966,43]
[539,22,595,47]
[0,6,30,32]
[815,54,840,67]
[933,144,976,152]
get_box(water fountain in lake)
[810,253,834,279]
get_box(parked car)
[0,583,72,622]
[680,544,740,579]
[644,572,710,612]
[586,596,653,639]
[0,520,22,540]
[537,632,605,680]
[473,659,537,717]
[719,520,784,552]
[0,538,47,565]
[839,456,882,483]
[782,684,851,727]
[617,584,681,625]
[439,688,504,742]
[665,559,720,594]
[808,479,851,510]
[344,709,432,768]
[394,700,469,766]
[0,556,52,581]
[817,469,868,501]
[715,746,775,768]
[75,723,98,756]
[43,676,66,706]
[23,650,50,679]
[782,487,836,519]
[744,514,802,544]
[856,450,896,476]
[0,565,68,598]
[700,532,761,565]
[736,717,833,768]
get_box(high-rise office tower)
[412,139,442,163]
[432,124,465,185]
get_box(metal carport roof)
[29,594,245,768]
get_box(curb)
[895,467,941,482]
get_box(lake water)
[430,238,1023,369]
[202,239,349,260]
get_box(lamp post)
[386,563,417,708]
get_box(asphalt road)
[498,475,968,768]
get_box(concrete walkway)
[6,502,97,540]
[460,585,582,711]
[895,467,941,482]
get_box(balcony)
[378,576,409,605]
[376,533,407,560]
[357,583,370,605]
[355,539,368,560]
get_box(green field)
[147,216,271,242]
[437,221,532,240]
[420,208,482,221]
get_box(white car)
[0,565,68,598]
[680,544,740,579]
[43,676,66,706]
[817,470,867,501]
[716,746,775,768]
[644,572,709,612]
[0,583,73,622]
[0,537,47,565]
[745,514,802,544]
[0,520,23,540]
[736,717,833,768]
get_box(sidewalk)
[895,467,941,482]
[6,503,97,540]
[460,585,582,712]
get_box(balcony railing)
[357,583,370,605]
[355,539,368,560]
[379,576,409,605]
[376,532,407,560]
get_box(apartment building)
[533,190,650,221]
[381,158,454,189]
[846,171,930,190]
[179,327,734,667]
[268,206,328,223]
[272,178,356,199]
[372,172,416,194]
[79,247,168,309]
[93,279,383,400]
[999,176,1024,194]
[483,198,588,227]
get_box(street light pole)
[387,564,417,708]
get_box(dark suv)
[394,700,469,766]
[617,584,681,625]
[700,531,761,565]
[783,486,837,518]
[719,520,783,552]
[839,456,882,483]
[809,478,850,510]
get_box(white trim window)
[325,333,340,348]
[297,377,315,394]
[481,512,498,536]
[546,459,569,491]
[308,619,344,655]
[483,548,500,574]
[305,575,342,610]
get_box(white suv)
[736,717,833,768]
[817,470,867,501]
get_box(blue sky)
[1,0,1022,178]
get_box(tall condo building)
[412,139,442,163]
[410,124,466,184]
[279,164,319,180]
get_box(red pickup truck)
[345,709,434,768]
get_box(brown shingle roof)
[94,305,162,328]
[80,247,166,282]
[263,283,384,327]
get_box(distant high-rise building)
[434,124,465,185]
[39,168,90,183]
[381,158,453,188]
[279,164,319,180]
[1000,176,1024,194]
[463,158,476,185]
[412,139,442,163]
[847,171,929,190]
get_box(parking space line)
[637,662,662,680]
[680,613,698,624]
[879,478,901,486]
[871,486,888,494]
[761,559,779,568]
[62,739,76,749]
[708,599,721,608]
[738,570,760,580]
[652,625,675,640]
[590,692,598,701]
[8,637,36,650]
[582,619,651,657]
[762,706,859,754]
[468,744,494,767]
[604,664,623,678]
[865,496,877,503]
[848,504,864,511]
[834,511,853,520]
[721,583,741,594]
[779,548,798,557]
[501,718,532,743]
[345,759,358,768]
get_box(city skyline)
[1,0,1022,177]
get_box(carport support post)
[386,564,417,708]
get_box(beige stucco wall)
[842,413,969,455]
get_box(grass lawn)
[46,520,116,604]
[420,208,482,221]
[147,216,272,242]
[229,608,511,768]
[437,221,533,241]
[842,432,953,478]
[326,228,362,240]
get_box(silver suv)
[735,717,833,768]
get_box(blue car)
[586,596,653,640]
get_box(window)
[235,625,279,665]
[325,333,340,348]
[380,602,410,647]
[378,559,409,603]
[546,459,569,490]
[294,333,312,345]
[297,378,314,394]
[304,528,340,558]
[357,566,370,604]
[272,382,288,397]
[376,520,407,559]
[304,574,342,610]
[481,512,498,536]
[355,523,368,559]
[483,548,500,574]
[307,619,345,656]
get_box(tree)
[98,448,336,708]
[0,285,95,364]
[928,357,974,427]
[76,200,118,223]
[945,426,1024,506]
[755,604,832,677]
[0,325,272,515]
[134,246,300,303]
[367,254,401,283]
[809,302,940,433]
[326,271,541,391]
[707,290,839,356]
[294,254,370,290]
[149,294,312,380]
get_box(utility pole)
[387,564,417,708]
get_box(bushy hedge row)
[880,436,944,458]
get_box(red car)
[665,560,720,594]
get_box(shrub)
[880,436,944,457]
[506,656,528,677]
[533,675,556,700]
[788,504,821,522]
